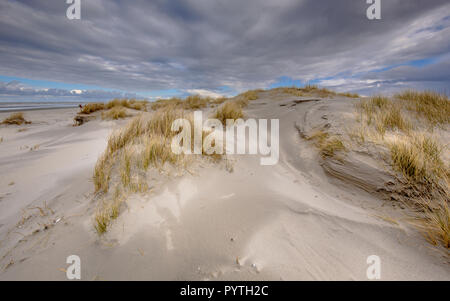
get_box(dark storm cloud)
[0,0,449,96]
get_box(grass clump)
[94,108,192,194]
[209,97,228,105]
[150,95,213,111]
[389,134,445,183]
[80,103,105,114]
[237,89,262,101]
[141,136,178,169]
[338,92,360,98]
[150,97,183,110]
[183,95,211,110]
[395,90,450,125]
[94,187,124,234]
[106,99,148,111]
[212,101,244,124]
[308,130,346,158]
[102,106,128,120]
[279,87,305,97]
[1,112,30,125]
[93,152,112,193]
[356,96,410,134]
[414,196,449,249]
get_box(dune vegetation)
[1,112,31,125]
[80,103,105,114]
[101,106,128,120]
[92,93,259,233]
[80,99,148,115]
[212,101,245,124]
[351,90,449,249]
[307,130,346,158]
[150,94,222,111]
[271,85,359,98]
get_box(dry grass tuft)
[183,95,211,110]
[1,112,30,125]
[237,89,262,101]
[271,85,351,98]
[102,106,128,120]
[93,152,112,193]
[81,99,147,116]
[279,87,305,97]
[413,196,449,250]
[106,99,148,111]
[395,90,450,125]
[150,97,183,110]
[94,108,193,193]
[356,96,411,134]
[389,134,445,183]
[209,97,228,105]
[308,130,346,158]
[350,90,450,250]
[80,103,105,114]
[212,101,244,124]
[338,92,360,98]
[150,95,213,111]
[94,187,125,234]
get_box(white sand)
[0,99,448,280]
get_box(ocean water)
[0,102,81,112]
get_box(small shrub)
[1,112,30,125]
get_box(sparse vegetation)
[237,89,262,101]
[150,95,214,111]
[271,85,357,98]
[80,103,105,114]
[209,97,228,105]
[94,108,193,194]
[92,103,231,233]
[395,90,450,126]
[102,106,128,120]
[150,97,183,110]
[105,99,148,111]
[389,134,445,183]
[356,96,411,135]
[413,196,449,249]
[1,112,30,125]
[308,130,346,158]
[338,92,360,98]
[212,101,244,124]
[183,95,211,110]
[80,99,148,116]
[350,90,449,250]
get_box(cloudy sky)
[0,0,449,102]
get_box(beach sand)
[0,99,448,280]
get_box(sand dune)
[0,96,448,280]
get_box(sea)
[0,102,85,112]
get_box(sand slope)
[0,99,448,280]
